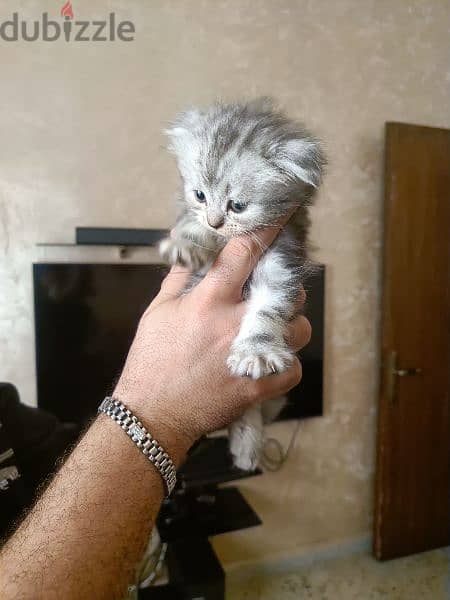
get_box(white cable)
[261,419,302,471]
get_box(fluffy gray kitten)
[159,98,325,471]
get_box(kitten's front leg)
[227,247,296,379]
[159,219,217,271]
[159,236,207,271]
[227,245,299,470]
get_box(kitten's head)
[166,98,326,239]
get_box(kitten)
[159,98,325,471]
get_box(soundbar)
[75,227,167,247]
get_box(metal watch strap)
[98,396,177,495]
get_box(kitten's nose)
[206,212,224,229]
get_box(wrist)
[111,387,192,469]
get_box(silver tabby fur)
[160,98,326,471]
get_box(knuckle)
[287,316,312,349]
[233,238,252,259]
[284,325,295,347]
[303,319,312,346]
[225,238,251,262]
[290,359,302,387]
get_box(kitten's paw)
[227,342,293,379]
[159,237,205,270]
[229,423,263,471]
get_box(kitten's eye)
[229,200,246,213]
[194,190,206,203]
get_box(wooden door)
[374,123,450,560]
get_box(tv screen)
[33,263,324,425]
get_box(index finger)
[148,265,190,310]
[201,216,290,301]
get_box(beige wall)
[1,0,449,569]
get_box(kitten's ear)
[271,138,326,188]
[165,109,204,141]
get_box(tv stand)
[139,438,262,600]
[158,485,262,542]
[139,537,225,600]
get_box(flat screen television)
[33,263,324,425]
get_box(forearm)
[0,226,310,600]
[0,413,187,600]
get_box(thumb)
[201,224,283,301]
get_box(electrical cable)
[261,419,302,471]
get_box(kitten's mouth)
[207,225,242,240]
[198,215,248,240]
[199,218,229,238]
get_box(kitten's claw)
[227,345,293,379]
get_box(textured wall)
[0,0,449,568]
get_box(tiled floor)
[227,548,449,600]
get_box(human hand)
[113,227,311,466]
